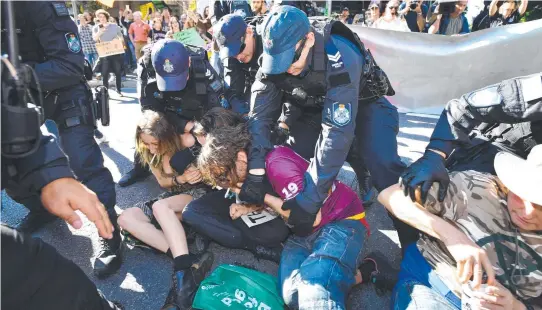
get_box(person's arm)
[428,15,442,34]
[489,0,499,16]
[518,0,528,16]
[25,2,86,92]
[378,179,496,289]
[92,25,102,42]
[399,1,410,15]
[293,38,361,215]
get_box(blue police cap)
[151,39,190,91]
[214,14,248,61]
[260,5,310,74]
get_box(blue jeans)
[125,39,136,67]
[85,52,98,68]
[279,220,366,310]
[392,244,461,310]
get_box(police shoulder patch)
[65,32,81,53]
[332,102,351,126]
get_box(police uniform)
[212,0,253,23]
[0,1,122,277]
[244,7,417,247]
[400,73,542,205]
[119,41,230,186]
[431,73,542,171]
[1,135,120,309]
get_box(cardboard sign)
[173,27,206,47]
[96,38,125,58]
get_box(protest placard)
[96,38,125,58]
[173,28,206,47]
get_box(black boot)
[118,167,150,187]
[161,252,214,310]
[93,229,123,278]
[17,210,57,233]
[358,251,399,295]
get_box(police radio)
[1,1,43,158]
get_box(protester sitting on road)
[373,0,411,31]
[198,122,399,309]
[117,110,214,310]
[489,0,528,28]
[428,0,469,35]
[378,145,542,310]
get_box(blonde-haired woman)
[118,110,213,309]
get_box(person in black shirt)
[148,17,167,43]
[489,0,528,28]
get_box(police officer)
[214,13,378,203]
[213,14,263,117]
[238,6,419,249]
[211,0,253,23]
[400,73,542,203]
[1,1,122,278]
[1,12,118,307]
[118,39,229,186]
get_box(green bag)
[192,264,285,310]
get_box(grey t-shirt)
[445,15,463,35]
[92,23,123,42]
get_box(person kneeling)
[117,110,213,310]
[198,124,393,309]
[378,145,542,310]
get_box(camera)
[439,1,456,15]
[410,1,418,10]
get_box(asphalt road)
[1,77,438,310]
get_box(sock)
[173,254,193,272]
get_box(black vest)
[259,17,394,109]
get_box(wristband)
[173,175,182,186]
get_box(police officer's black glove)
[170,148,196,173]
[238,173,272,205]
[282,198,316,237]
[400,150,449,204]
[271,124,290,146]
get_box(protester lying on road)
[198,122,398,309]
[117,110,213,310]
[378,145,542,310]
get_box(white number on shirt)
[282,182,299,199]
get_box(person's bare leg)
[152,194,193,257]
[117,207,169,253]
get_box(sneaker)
[358,251,399,295]
[250,244,283,264]
[17,211,57,233]
[93,230,123,279]
[121,230,156,252]
[161,252,214,310]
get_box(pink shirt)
[129,22,151,42]
[266,146,369,233]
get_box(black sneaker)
[251,244,283,264]
[17,211,57,233]
[93,230,123,279]
[161,252,214,310]
[118,168,151,187]
[358,251,399,295]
